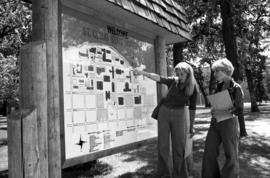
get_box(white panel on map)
[104,82,111,91]
[125,94,133,107]
[108,122,117,130]
[73,125,85,134]
[141,107,148,119]
[65,126,73,137]
[116,82,124,93]
[73,111,85,124]
[64,76,71,92]
[134,107,142,119]
[86,110,97,122]
[126,108,134,119]
[96,94,104,108]
[98,122,109,132]
[97,108,108,121]
[73,94,84,108]
[85,95,96,108]
[117,109,125,119]
[143,94,156,106]
[118,120,126,129]
[127,120,135,128]
[108,105,117,120]
[63,62,71,76]
[64,94,72,109]
[86,124,99,135]
[65,111,72,125]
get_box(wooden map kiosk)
[8,0,191,177]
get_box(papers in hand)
[184,134,192,158]
[207,90,234,122]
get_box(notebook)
[207,89,234,122]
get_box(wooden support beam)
[154,36,168,100]
[44,0,62,177]
[32,0,62,176]
[8,112,23,178]
[8,108,40,178]
[20,42,48,177]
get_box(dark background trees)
[0,0,31,115]
[173,0,270,111]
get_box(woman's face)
[213,68,227,82]
[175,69,188,83]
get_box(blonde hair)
[174,62,198,96]
[212,58,234,76]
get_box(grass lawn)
[1,103,270,178]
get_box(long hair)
[174,62,198,96]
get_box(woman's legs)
[202,121,221,178]
[158,106,171,177]
[171,107,188,178]
[220,118,239,178]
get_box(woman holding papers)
[202,58,244,178]
[134,62,198,178]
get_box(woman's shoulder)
[230,79,244,97]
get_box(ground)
[0,103,270,178]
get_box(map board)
[62,12,158,161]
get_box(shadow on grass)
[0,170,8,178]
[238,133,270,177]
[62,160,113,178]
[117,143,158,178]
[116,116,270,178]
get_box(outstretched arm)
[134,69,161,82]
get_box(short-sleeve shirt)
[159,77,197,110]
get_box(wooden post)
[154,36,167,100]
[20,42,48,177]
[22,108,40,178]
[32,0,62,177]
[45,1,62,177]
[8,108,40,178]
[8,112,23,178]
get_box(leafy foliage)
[0,53,18,101]
[0,0,32,57]
[173,0,270,107]
[0,0,31,108]
[235,0,270,102]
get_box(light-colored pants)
[157,105,190,178]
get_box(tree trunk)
[197,80,210,107]
[173,43,184,67]
[245,68,259,112]
[219,0,242,81]
[209,66,215,95]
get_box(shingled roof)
[106,0,191,41]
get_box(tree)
[174,0,226,107]
[235,0,270,111]
[219,0,243,81]
[0,54,18,101]
[0,0,32,114]
[175,0,269,111]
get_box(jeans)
[202,117,239,178]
